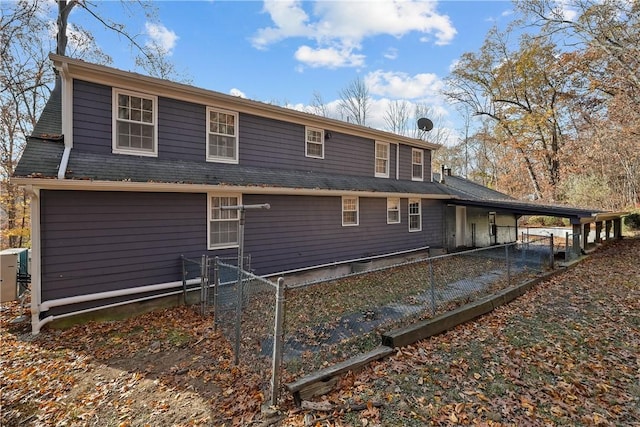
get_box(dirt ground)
[2,237,639,426]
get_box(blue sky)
[61,1,523,144]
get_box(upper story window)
[113,89,158,157]
[306,127,324,159]
[342,196,359,226]
[409,198,422,232]
[375,142,389,178]
[412,148,424,181]
[208,194,240,249]
[387,197,400,224]
[207,107,239,164]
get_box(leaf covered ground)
[1,237,639,426]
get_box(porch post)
[605,220,612,240]
[572,223,581,256]
[595,221,602,244]
[582,222,590,249]
[613,218,622,239]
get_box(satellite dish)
[417,117,433,132]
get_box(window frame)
[342,196,359,226]
[206,106,239,164]
[375,141,390,178]
[305,126,325,159]
[412,148,424,181]
[207,194,242,249]
[387,197,401,224]
[112,88,158,157]
[408,198,422,232]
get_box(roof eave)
[11,176,454,199]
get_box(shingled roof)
[58,148,449,195]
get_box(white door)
[455,206,467,247]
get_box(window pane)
[343,211,356,224]
[307,142,323,157]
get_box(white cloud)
[145,22,179,55]
[294,45,365,68]
[383,48,399,60]
[251,0,457,68]
[365,70,443,99]
[229,88,247,98]
[555,0,578,21]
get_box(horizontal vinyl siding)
[73,80,112,154]
[239,115,374,176]
[242,194,444,274]
[39,191,445,315]
[71,79,433,181]
[40,190,208,302]
[158,97,205,160]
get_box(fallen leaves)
[1,238,639,426]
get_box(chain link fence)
[181,236,554,404]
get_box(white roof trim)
[12,177,453,200]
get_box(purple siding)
[71,79,422,180]
[40,190,209,302]
[243,194,443,274]
[40,191,444,305]
[73,80,112,154]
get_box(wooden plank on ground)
[285,345,394,406]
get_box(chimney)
[440,164,446,183]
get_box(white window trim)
[207,193,242,249]
[387,197,401,224]
[408,198,422,232]
[112,88,158,157]
[342,196,359,226]
[375,141,390,178]
[206,106,239,164]
[305,126,325,159]
[412,148,424,182]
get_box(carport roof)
[447,198,626,224]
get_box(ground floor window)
[387,197,400,224]
[342,196,359,226]
[208,194,240,248]
[409,198,421,232]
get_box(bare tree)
[384,100,411,135]
[309,91,330,118]
[338,76,370,125]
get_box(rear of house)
[13,55,454,333]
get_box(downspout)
[27,186,41,335]
[57,146,71,179]
[56,62,73,179]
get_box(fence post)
[429,258,436,315]
[213,256,219,331]
[181,255,187,304]
[505,245,511,286]
[200,254,207,315]
[270,277,286,407]
[549,234,554,269]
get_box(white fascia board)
[49,54,440,151]
[11,177,454,200]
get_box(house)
[13,55,625,334]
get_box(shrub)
[624,212,640,230]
